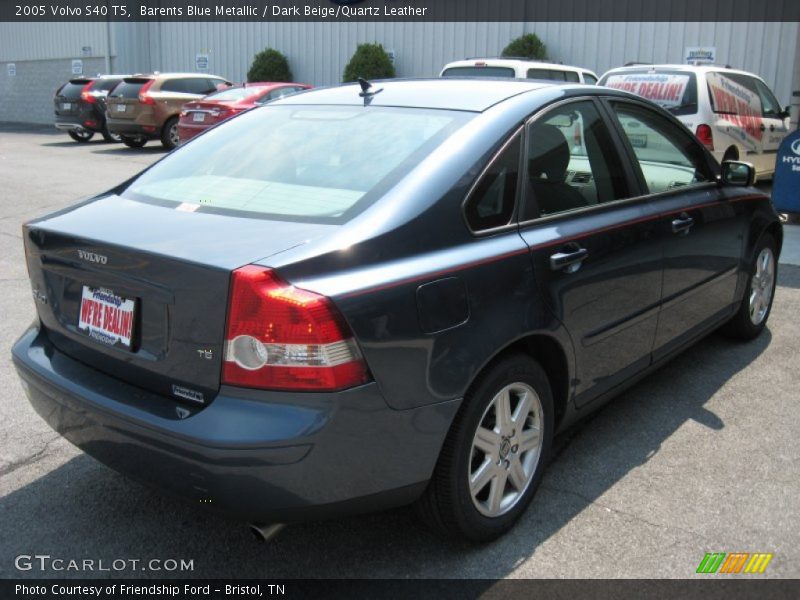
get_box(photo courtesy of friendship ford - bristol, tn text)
[1,0,800,595]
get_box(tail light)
[138,79,155,105]
[695,124,714,151]
[80,81,96,104]
[222,266,370,392]
[212,107,237,120]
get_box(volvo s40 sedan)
[12,79,781,541]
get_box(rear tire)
[101,121,122,143]
[417,354,553,542]
[68,130,93,143]
[722,233,777,340]
[161,117,179,150]
[121,136,147,148]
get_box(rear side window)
[610,102,713,194]
[464,132,521,231]
[57,80,91,99]
[111,79,150,98]
[124,105,472,223]
[601,70,698,116]
[161,79,187,93]
[583,73,598,85]
[527,69,566,81]
[709,72,783,119]
[442,66,516,78]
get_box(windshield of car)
[600,70,698,116]
[205,86,266,102]
[123,105,473,223]
[442,66,516,78]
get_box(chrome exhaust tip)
[249,523,285,543]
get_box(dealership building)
[1,18,799,126]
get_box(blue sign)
[772,128,800,214]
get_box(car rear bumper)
[54,117,101,133]
[12,325,458,522]
[104,120,157,139]
[176,122,207,143]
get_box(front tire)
[161,117,179,150]
[722,233,777,340]
[68,130,93,143]
[417,354,554,542]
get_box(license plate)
[61,103,72,110]
[628,133,648,148]
[192,112,205,122]
[78,286,135,350]
[116,104,126,112]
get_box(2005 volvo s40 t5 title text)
[12,78,781,541]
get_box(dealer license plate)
[78,286,135,350]
[61,102,72,111]
[192,112,205,122]
[116,104,126,112]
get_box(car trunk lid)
[23,194,333,406]
[106,77,152,120]
[54,79,92,117]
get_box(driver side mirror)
[720,161,756,187]
[782,105,791,120]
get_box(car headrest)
[528,123,571,184]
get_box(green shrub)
[247,48,293,82]
[342,43,396,83]
[502,33,547,61]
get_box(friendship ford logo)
[77,250,108,265]
[791,139,800,156]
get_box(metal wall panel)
[0,22,109,61]
[108,20,798,104]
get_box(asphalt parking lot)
[1,125,799,579]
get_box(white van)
[441,58,598,85]
[598,64,790,178]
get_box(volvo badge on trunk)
[77,249,107,264]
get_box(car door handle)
[550,247,589,272]
[759,123,766,131]
[672,215,695,235]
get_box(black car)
[13,79,781,542]
[54,75,128,142]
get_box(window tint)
[611,102,713,194]
[464,133,521,231]
[184,78,215,95]
[57,81,91,99]
[522,100,628,219]
[583,73,598,85]
[160,79,187,93]
[753,79,783,117]
[441,66,515,78]
[527,69,565,81]
[110,78,150,98]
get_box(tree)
[343,43,396,83]
[502,33,547,61]
[247,48,293,83]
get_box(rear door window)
[583,73,598,85]
[161,79,188,93]
[527,69,565,81]
[753,79,783,118]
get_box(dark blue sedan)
[12,78,781,541]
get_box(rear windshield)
[110,78,151,99]
[442,66,516,78]
[205,86,266,102]
[57,80,92,99]
[600,70,698,116]
[123,105,473,223]
[91,78,123,92]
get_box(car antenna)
[357,77,383,99]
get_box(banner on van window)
[603,73,690,108]
[706,72,763,148]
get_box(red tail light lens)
[222,266,370,392]
[695,124,714,151]
[80,81,96,104]
[138,79,155,105]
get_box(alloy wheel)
[749,247,775,326]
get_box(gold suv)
[106,73,232,149]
